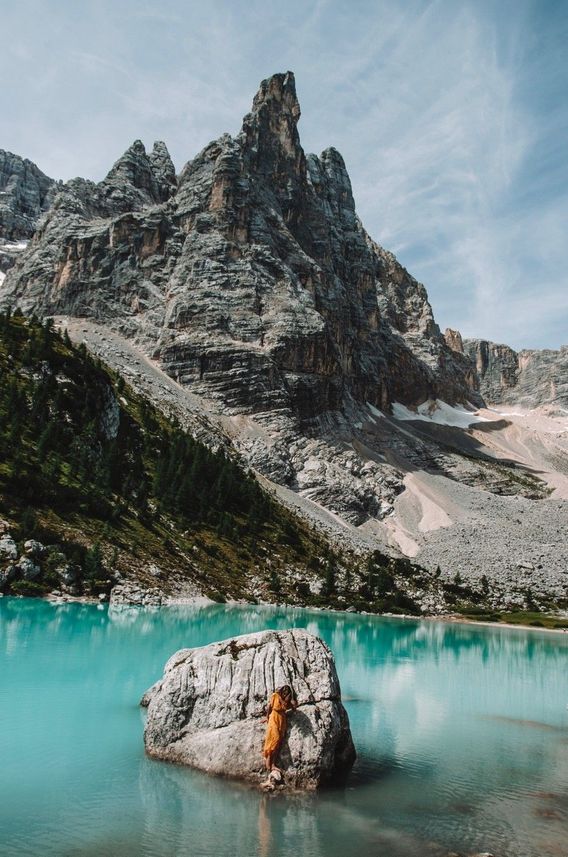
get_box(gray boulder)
[0,537,18,560]
[142,628,355,790]
[0,564,16,590]
[23,539,45,558]
[17,557,41,580]
[55,563,77,585]
[55,563,80,594]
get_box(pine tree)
[38,419,59,462]
[84,542,104,580]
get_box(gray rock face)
[0,536,18,560]
[462,339,568,407]
[110,581,163,606]
[23,539,45,558]
[0,564,16,589]
[0,73,474,419]
[142,628,355,790]
[16,557,41,580]
[56,563,78,588]
[0,150,57,241]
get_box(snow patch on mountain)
[392,399,490,428]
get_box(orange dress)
[263,691,287,757]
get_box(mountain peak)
[102,139,175,205]
[250,71,300,123]
[103,140,148,184]
[239,71,304,191]
[149,140,177,191]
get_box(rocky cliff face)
[460,338,568,408]
[0,150,58,278]
[0,73,475,423]
[0,150,57,241]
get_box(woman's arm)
[286,697,298,713]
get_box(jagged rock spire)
[250,71,301,124]
[239,72,305,184]
[149,141,177,196]
[103,140,176,205]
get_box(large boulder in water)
[141,628,355,790]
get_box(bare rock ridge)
[0,149,57,241]
[0,150,58,277]
[461,337,568,409]
[141,628,356,790]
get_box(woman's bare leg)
[265,750,283,774]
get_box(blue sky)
[1,0,566,350]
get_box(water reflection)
[1,598,567,857]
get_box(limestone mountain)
[0,73,475,417]
[0,150,57,241]
[463,337,567,409]
[1,72,567,611]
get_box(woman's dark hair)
[278,684,293,700]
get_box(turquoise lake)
[1,598,567,857]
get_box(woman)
[262,684,297,773]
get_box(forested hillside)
[0,310,426,613]
[0,310,348,602]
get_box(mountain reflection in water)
[0,599,567,857]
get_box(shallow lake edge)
[5,591,567,635]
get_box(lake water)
[1,598,567,857]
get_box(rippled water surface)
[1,598,567,857]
